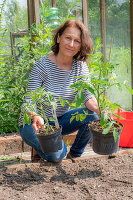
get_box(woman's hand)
[32,115,44,131]
[27,110,44,131]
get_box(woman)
[19,19,99,162]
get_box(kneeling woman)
[19,19,99,162]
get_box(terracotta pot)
[89,120,123,155]
[36,126,62,153]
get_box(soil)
[36,126,59,136]
[0,152,132,200]
[89,120,122,134]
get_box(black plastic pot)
[36,126,62,153]
[89,121,123,155]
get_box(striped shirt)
[19,53,93,126]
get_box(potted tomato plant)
[22,87,62,153]
[70,39,123,155]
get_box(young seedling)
[22,86,60,135]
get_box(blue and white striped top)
[19,53,93,126]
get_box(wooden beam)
[34,0,40,27]
[27,0,34,29]
[10,32,29,57]
[100,0,106,60]
[130,0,133,109]
[52,0,56,7]
[10,32,15,56]
[75,7,80,18]
[27,0,40,29]
[82,0,88,30]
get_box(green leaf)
[65,100,71,106]
[83,110,89,115]
[76,114,80,121]
[45,127,49,135]
[49,117,56,122]
[51,101,57,111]
[70,116,75,123]
[85,84,95,95]
[102,121,114,135]
[0,99,10,102]
[79,114,86,121]
[100,113,109,128]
[75,90,84,107]
[70,81,82,88]
[59,96,66,107]
[22,118,25,128]
[0,85,16,89]
[113,128,118,143]
[112,113,124,119]
[124,84,133,95]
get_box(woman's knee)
[46,154,63,162]
[85,110,99,123]
[19,123,35,139]
[19,123,41,151]
[45,141,67,162]
[92,112,99,121]
[81,108,99,122]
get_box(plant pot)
[36,126,62,153]
[89,120,123,155]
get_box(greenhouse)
[0,0,133,199]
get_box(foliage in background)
[42,0,81,21]
[88,0,101,42]
[0,0,79,134]
[0,0,131,134]
[0,0,8,55]
[4,0,28,32]
[106,46,131,109]
[0,0,28,55]
[0,6,54,134]
[106,0,130,48]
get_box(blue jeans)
[19,107,99,162]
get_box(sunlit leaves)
[22,86,59,131]
[75,89,84,108]
[124,83,133,95]
[70,111,87,123]
[102,121,114,135]
[113,128,119,143]
[59,96,66,107]
[100,112,110,128]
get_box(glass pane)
[88,0,101,43]
[56,0,82,22]
[0,0,28,56]
[41,0,82,27]
[106,0,131,110]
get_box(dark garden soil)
[0,152,132,200]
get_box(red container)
[114,111,133,147]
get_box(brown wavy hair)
[51,19,93,62]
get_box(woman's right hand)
[32,115,44,131]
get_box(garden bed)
[0,149,132,200]
[0,134,30,155]
[0,132,77,155]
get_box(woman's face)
[57,26,81,58]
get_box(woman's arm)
[85,96,99,115]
